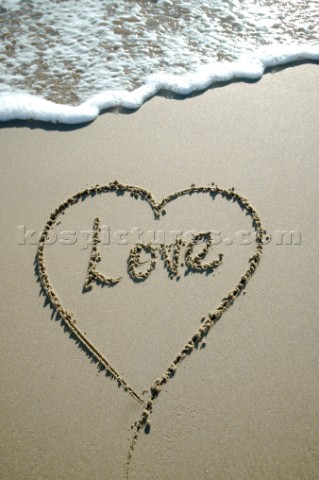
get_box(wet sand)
[1,64,319,480]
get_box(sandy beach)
[1,64,319,480]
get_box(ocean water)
[0,0,318,124]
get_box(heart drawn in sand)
[36,181,264,475]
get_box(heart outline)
[36,181,264,414]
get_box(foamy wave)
[0,45,318,124]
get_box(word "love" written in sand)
[83,218,223,290]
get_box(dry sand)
[0,64,318,480]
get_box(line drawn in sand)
[35,181,265,479]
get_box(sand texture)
[1,64,319,480]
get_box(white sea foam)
[0,0,318,124]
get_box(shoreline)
[0,51,319,125]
